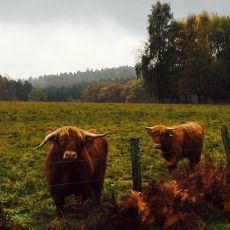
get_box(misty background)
[0,0,230,79]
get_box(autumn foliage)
[99,156,230,229]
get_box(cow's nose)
[63,151,77,159]
[154,143,161,149]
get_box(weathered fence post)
[130,138,142,192]
[221,125,230,170]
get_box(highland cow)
[144,122,204,172]
[35,126,110,216]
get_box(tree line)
[80,79,154,103]
[1,2,230,103]
[0,72,154,103]
[0,75,32,100]
[136,1,230,103]
[0,66,144,102]
[28,66,135,88]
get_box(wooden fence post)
[130,138,142,192]
[221,125,230,170]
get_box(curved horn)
[166,127,176,131]
[83,131,111,138]
[141,126,153,130]
[35,130,58,149]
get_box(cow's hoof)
[82,198,98,214]
[54,207,64,218]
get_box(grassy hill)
[0,102,230,229]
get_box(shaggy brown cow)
[143,122,204,172]
[35,126,110,216]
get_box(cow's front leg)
[55,205,64,217]
[50,187,65,217]
[81,181,97,215]
[54,197,65,217]
[189,152,201,169]
[81,182,92,205]
[167,156,179,173]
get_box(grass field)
[0,101,230,229]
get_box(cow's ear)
[84,137,94,147]
[147,129,152,134]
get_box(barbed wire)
[46,157,107,165]
[0,125,227,190]
[43,147,206,166]
[48,178,105,188]
[0,143,225,166]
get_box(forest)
[136,1,230,103]
[1,1,230,103]
[0,66,139,102]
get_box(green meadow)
[0,101,230,229]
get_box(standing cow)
[143,122,204,172]
[35,126,110,216]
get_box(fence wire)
[0,125,229,205]
[48,178,105,188]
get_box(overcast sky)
[0,0,229,79]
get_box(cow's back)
[174,122,204,157]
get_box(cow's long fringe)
[56,126,85,141]
[99,155,230,229]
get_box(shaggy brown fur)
[146,122,204,172]
[42,126,108,216]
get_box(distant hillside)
[28,66,136,88]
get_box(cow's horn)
[167,127,176,131]
[84,131,111,138]
[142,126,153,130]
[35,130,58,149]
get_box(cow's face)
[53,129,84,160]
[147,128,164,149]
[35,126,110,158]
[147,126,174,149]
[50,130,84,160]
